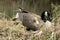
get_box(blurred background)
[0,0,60,20]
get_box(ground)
[0,18,60,40]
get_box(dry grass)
[0,19,59,40]
[0,13,60,40]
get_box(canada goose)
[13,9,44,31]
[13,8,28,21]
[41,11,52,22]
[41,11,53,27]
[17,8,28,13]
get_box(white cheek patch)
[45,11,48,16]
[15,13,19,18]
[19,9,22,12]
